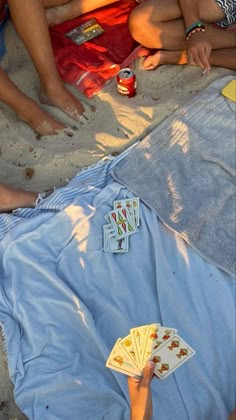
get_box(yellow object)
[221,80,236,102]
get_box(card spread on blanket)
[106,324,196,379]
[103,197,140,253]
[65,18,104,45]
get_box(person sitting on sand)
[0,0,117,136]
[128,0,236,72]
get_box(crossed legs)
[128,0,236,70]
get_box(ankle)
[15,98,40,124]
[40,78,64,98]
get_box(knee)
[129,6,147,43]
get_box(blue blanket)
[0,154,235,419]
[112,76,236,278]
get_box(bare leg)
[129,0,236,70]
[144,48,236,71]
[0,67,65,135]
[0,183,37,213]
[8,0,85,123]
[140,20,236,70]
[44,0,119,27]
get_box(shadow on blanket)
[0,151,235,419]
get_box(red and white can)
[116,68,136,97]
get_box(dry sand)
[0,21,233,420]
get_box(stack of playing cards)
[106,324,195,380]
[103,198,140,253]
[65,18,104,45]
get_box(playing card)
[118,334,140,369]
[152,334,195,380]
[104,213,112,224]
[114,199,135,226]
[142,325,177,365]
[107,236,129,253]
[130,324,160,369]
[103,224,116,241]
[106,339,142,376]
[108,208,137,239]
[65,18,104,46]
[132,198,140,227]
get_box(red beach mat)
[50,0,148,97]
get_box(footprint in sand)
[1,142,44,167]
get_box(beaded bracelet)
[186,27,206,41]
[185,20,205,36]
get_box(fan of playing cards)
[106,324,195,380]
[103,197,140,253]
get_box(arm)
[178,0,212,72]
[128,361,155,420]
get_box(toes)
[142,52,160,70]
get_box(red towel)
[50,0,148,97]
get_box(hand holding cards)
[106,324,195,380]
[103,197,140,253]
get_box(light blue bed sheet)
[0,157,235,419]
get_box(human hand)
[187,31,212,73]
[128,361,155,420]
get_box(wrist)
[185,20,205,35]
[186,23,206,41]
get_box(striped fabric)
[216,0,236,27]
[0,145,136,241]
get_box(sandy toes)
[40,84,86,122]
[19,100,65,136]
[142,50,162,70]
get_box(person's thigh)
[131,0,182,24]
[42,0,71,8]
[198,0,226,22]
[131,0,226,24]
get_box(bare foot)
[142,50,162,70]
[142,50,187,70]
[40,82,85,122]
[18,99,65,136]
[0,183,37,213]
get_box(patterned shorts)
[215,0,236,27]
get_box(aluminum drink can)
[116,68,136,97]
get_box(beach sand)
[0,21,233,419]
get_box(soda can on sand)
[116,68,136,97]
